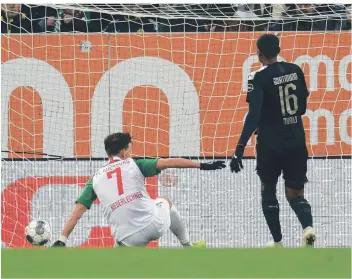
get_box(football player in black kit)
[230,34,315,247]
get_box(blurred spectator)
[227,4,262,32]
[269,4,316,31]
[2,4,59,33]
[1,4,32,33]
[1,4,350,33]
[28,5,59,32]
[157,4,207,32]
[158,18,208,32]
[200,4,236,32]
[341,4,352,30]
[105,4,157,33]
[105,15,157,33]
[57,8,91,32]
[29,5,108,33]
[337,4,351,30]
[315,4,348,30]
[342,4,352,30]
[88,12,112,32]
[269,4,349,31]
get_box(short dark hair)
[257,34,280,59]
[104,132,132,156]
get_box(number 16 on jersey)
[279,83,299,125]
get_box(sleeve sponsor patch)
[247,83,254,92]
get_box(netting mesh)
[1,4,351,33]
[1,3,351,248]
[44,4,349,19]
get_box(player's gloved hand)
[230,144,244,173]
[52,240,66,247]
[200,161,226,170]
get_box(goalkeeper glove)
[200,161,226,170]
[230,144,244,173]
[52,240,66,247]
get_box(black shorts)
[256,144,308,189]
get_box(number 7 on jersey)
[107,168,124,195]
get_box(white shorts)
[117,198,171,247]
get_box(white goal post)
[1,3,351,248]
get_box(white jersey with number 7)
[76,156,161,241]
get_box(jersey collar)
[109,156,122,164]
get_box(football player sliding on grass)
[53,132,225,248]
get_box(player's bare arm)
[52,177,96,247]
[52,203,87,247]
[52,133,221,248]
[156,158,226,171]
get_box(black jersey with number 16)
[247,61,309,149]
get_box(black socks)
[261,183,282,243]
[288,196,313,229]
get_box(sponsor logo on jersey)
[273,73,298,85]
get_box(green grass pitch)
[1,248,351,278]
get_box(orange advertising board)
[1,32,351,158]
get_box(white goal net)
[1,3,351,248]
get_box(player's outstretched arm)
[157,158,225,171]
[231,72,264,173]
[52,203,87,247]
[52,178,96,247]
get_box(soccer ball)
[25,220,51,246]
